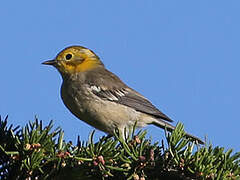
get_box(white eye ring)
[65,54,72,60]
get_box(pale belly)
[61,84,145,134]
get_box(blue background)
[1,1,239,151]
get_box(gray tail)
[152,120,204,144]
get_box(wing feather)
[86,67,173,122]
[90,86,173,122]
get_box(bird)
[42,45,203,144]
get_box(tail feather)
[152,120,204,144]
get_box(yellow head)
[42,46,104,75]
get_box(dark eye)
[65,54,72,60]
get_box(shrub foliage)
[0,116,239,180]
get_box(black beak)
[42,59,57,65]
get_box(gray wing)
[90,85,173,122]
[85,67,173,122]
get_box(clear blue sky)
[1,1,239,151]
